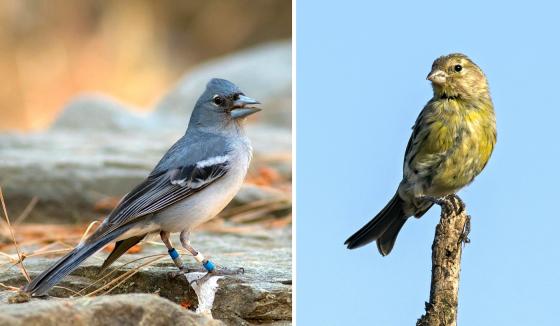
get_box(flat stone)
[0,229,292,325]
[0,293,223,326]
[50,94,151,132]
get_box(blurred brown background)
[0,0,291,131]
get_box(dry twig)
[0,187,30,282]
[417,196,471,326]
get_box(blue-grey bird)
[25,78,261,296]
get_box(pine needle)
[77,253,167,295]
[13,197,38,225]
[85,255,165,297]
[0,187,30,282]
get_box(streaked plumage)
[345,53,496,255]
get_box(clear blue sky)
[296,1,560,325]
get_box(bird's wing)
[403,108,429,170]
[403,102,456,175]
[101,155,230,232]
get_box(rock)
[0,294,223,326]
[50,94,153,133]
[0,230,292,325]
[0,130,172,223]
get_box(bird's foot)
[189,264,245,286]
[167,266,197,280]
[166,248,197,279]
[421,196,453,215]
[421,194,465,215]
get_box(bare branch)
[417,196,470,326]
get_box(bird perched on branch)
[345,53,496,256]
[25,78,261,296]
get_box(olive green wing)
[403,102,456,180]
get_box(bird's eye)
[454,64,463,72]
[213,96,225,106]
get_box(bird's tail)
[24,225,132,296]
[344,192,408,256]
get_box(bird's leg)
[179,231,214,272]
[179,230,244,285]
[420,194,467,215]
[160,231,191,276]
[179,231,216,273]
[420,196,454,215]
[421,195,470,243]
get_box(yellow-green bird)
[345,53,496,256]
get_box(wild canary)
[345,53,496,255]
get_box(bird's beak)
[427,70,448,85]
[231,95,261,119]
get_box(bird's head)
[427,53,489,100]
[189,78,261,130]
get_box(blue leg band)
[168,248,180,260]
[203,260,215,272]
[168,248,185,270]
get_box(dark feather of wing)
[403,113,424,170]
[403,105,433,171]
[103,161,229,229]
